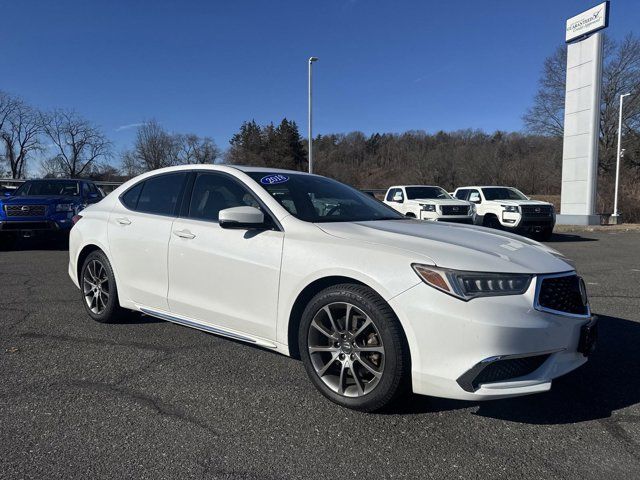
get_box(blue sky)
[3,0,639,158]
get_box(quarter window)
[121,182,143,210]
[188,173,261,222]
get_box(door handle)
[116,217,131,225]
[173,229,196,239]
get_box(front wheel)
[483,215,502,230]
[299,284,410,412]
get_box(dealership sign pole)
[557,1,609,226]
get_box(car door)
[167,171,284,340]
[108,172,189,310]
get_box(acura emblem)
[452,207,459,211]
[21,206,29,212]
[578,278,589,307]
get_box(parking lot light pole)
[612,92,631,222]
[308,57,318,174]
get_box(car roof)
[133,164,315,176]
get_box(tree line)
[0,95,220,181]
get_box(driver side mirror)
[219,206,267,230]
[3,191,13,197]
[392,192,404,203]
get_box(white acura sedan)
[68,165,596,411]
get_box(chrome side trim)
[456,348,564,393]
[140,307,262,345]
[534,271,592,319]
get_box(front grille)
[441,205,469,216]
[521,205,552,217]
[537,274,588,315]
[472,354,550,389]
[4,204,47,217]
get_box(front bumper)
[500,212,555,230]
[419,212,475,224]
[389,278,592,400]
[0,216,74,232]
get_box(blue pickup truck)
[0,179,104,239]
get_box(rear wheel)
[299,284,410,412]
[80,250,130,323]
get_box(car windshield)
[481,187,528,201]
[247,172,405,223]
[14,180,80,196]
[405,186,451,200]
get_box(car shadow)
[544,232,598,243]
[0,234,69,251]
[388,314,640,424]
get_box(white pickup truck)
[452,186,555,240]
[383,185,475,223]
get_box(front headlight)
[412,264,533,301]
[55,203,75,212]
[420,204,436,212]
[502,205,519,213]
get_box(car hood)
[1,195,79,205]
[409,198,470,206]
[317,220,571,274]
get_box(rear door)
[108,172,189,310]
[167,171,284,340]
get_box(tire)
[80,250,130,323]
[483,215,502,230]
[298,284,410,412]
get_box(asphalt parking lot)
[1,231,639,479]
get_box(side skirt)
[139,307,278,350]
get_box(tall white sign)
[557,2,609,226]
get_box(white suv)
[384,185,475,224]
[453,186,555,240]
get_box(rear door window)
[135,173,188,216]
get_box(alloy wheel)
[83,259,110,315]
[307,302,385,397]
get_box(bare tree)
[120,120,179,175]
[42,109,112,177]
[522,45,567,137]
[121,121,220,174]
[177,133,220,164]
[523,34,640,173]
[0,94,43,178]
